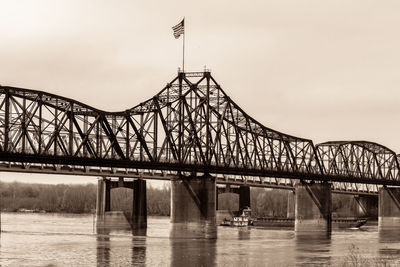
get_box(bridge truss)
[0,71,398,195]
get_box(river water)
[1,213,400,266]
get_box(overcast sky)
[0,0,399,184]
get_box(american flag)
[172,19,184,39]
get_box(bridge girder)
[0,71,397,192]
[316,141,400,191]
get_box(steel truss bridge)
[0,71,398,195]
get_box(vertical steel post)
[140,113,144,161]
[178,73,183,162]
[69,102,74,155]
[4,89,9,151]
[22,95,26,153]
[38,95,42,154]
[125,114,130,158]
[54,99,58,156]
[153,111,158,160]
[205,72,210,165]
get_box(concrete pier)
[379,187,400,230]
[170,174,216,238]
[132,179,147,229]
[295,182,332,233]
[96,177,147,231]
[287,191,295,219]
[96,177,111,219]
[239,186,251,211]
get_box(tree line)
[0,181,170,215]
[0,181,356,217]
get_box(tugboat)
[220,207,253,227]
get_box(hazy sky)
[0,0,399,184]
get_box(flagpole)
[182,18,185,72]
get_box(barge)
[218,208,367,228]
[253,217,367,229]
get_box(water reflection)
[96,229,111,267]
[379,229,400,243]
[170,238,217,266]
[8,213,400,266]
[132,228,147,237]
[295,232,332,265]
[96,228,147,266]
[237,228,251,240]
[169,222,217,266]
[131,236,146,266]
[379,230,400,257]
[170,222,217,239]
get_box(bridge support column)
[171,174,216,238]
[354,195,378,218]
[96,177,111,221]
[379,187,400,230]
[239,186,250,211]
[287,191,295,219]
[132,179,147,229]
[96,177,147,231]
[216,189,219,210]
[295,182,332,233]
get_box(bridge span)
[0,70,399,236]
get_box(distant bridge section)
[0,71,398,193]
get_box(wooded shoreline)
[0,181,357,217]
